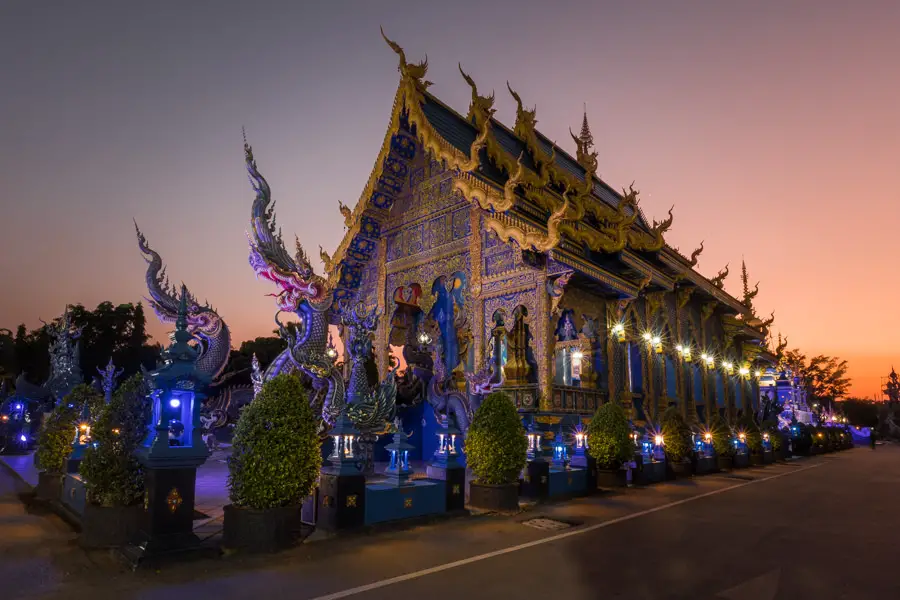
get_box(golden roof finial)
[380,26,431,89]
[459,63,495,127]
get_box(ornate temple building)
[309,33,778,439]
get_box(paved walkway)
[1,445,893,599]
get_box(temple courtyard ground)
[0,446,895,600]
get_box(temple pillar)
[537,271,552,411]
[469,209,484,370]
[375,237,389,379]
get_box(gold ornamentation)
[689,241,704,267]
[452,484,461,495]
[346,494,358,508]
[645,291,666,317]
[534,416,562,425]
[710,264,729,289]
[459,63,495,128]
[404,497,413,508]
[484,189,569,252]
[166,488,183,514]
[338,201,352,226]
[675,287,695,310]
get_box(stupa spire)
[579,103,594,151]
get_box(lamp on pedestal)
[427,413,466,511]
[122,286,212,565]
[570,423,588,467]
[384,423,415,486]
[552,427,569,468]
[318,409,366,531]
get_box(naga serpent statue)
[244,139,394,433]
[135,223,232,383]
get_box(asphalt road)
[2,446,896,600]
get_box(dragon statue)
[244,138,395,434]
[427,341,474,436]
[135,222,232,383]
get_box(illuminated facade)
[249,33,778,449]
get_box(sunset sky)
[1,1,897,398]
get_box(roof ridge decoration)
[569,106,598,174]
[710,263,729,289]
[688,241,704,267]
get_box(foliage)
[836,398,879,428]
[35,387,99,473]
[884,368,900,405]
[2,302,160,385]
[739,413,762,453]
[79,373,150,507]
[660,407,692,463]
[761,419,783,452]
[780,347,850,412]
[217,334,289,388]
[228,374,321,509]
[465,392,527,485]
[710,415,734,457]
[586,402,633,470]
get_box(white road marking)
[307,462,823,600]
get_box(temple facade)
[316,33,776,438]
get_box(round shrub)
[710,415,734,457]
[586,402,633,470]
[661,406,692,463]
[228,374,321,509]
[36,385,101,473]
[79,374,150,507]
[465,392,527,485]
[739,414,762,453]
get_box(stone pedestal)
[317,472,366,531]
[426,464,466,511]
[121,466,205,563]
[519,460,549,500]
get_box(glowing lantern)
[326,411,361,475]
[433,414,462,469]
[612,323,626,343]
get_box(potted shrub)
[761,420,782,462]
[225,374,321,552]
[34,389,85,502]
[740,414,764,466]
[465,392,527,511]
[78,374,150,548]
[586,402,633,489]
[661,407,693,478]
[711,416,734,471]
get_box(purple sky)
[2,1,899,397]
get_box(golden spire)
[569,103,598,174]
[579,104,594,150]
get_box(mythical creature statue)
[250,353,264,399]
[245,140,398,434]
[341,302,396,432]
[427,340,474,436]
[39,308,84,403]
[135,223,232,383]
[94,357,123,404]
[546,271,573,316]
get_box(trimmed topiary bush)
[36,385,100,473]
[739,414,763,453]
[661,407,692,463]
[586,402,633,470]
[465,392,527,485]
[79,374,150,507]
[710,415,734,457]
[228,374,321,509]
